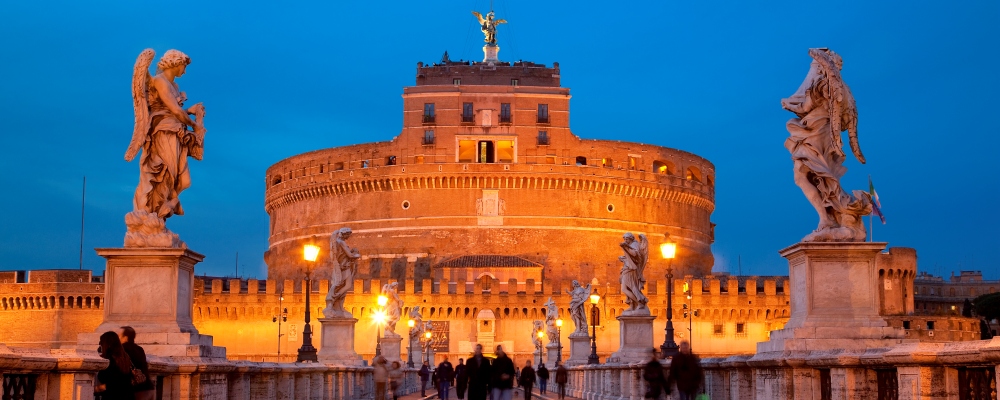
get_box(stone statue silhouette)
[566,280,592,335]
[472,11,507,45]
[619,232,649,314]
[324,228,361,318]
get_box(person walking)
[419,361,432,397]
[118,326,153,400]
[555,362,568,400]
[95,331,135,400]
[536,364,549,395]
[518,360,536,400]
[373,355,389,400]
[454,358,468,399]
[642,348,667,399]
[665,341,703,400]
[515,366,521,389]
[388,361,404,400]
[465,344,491,400]
[490,345,516,400]
[437,356,455,399]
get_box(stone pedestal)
[565,332,592,366]
[407,336,422,367]
[545,342,561,367]
[483,44,499,63]
[380,334,403,365]
[78,247,225,358]
[756,242,905,354]
[317,317,363,366]
[608,315,655,364]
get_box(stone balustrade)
[0,344,419,400]
[563,337,1000,400]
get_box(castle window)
[926,321,935,330]
[602,158,613,168]
[334,162,345,171]
[423,130,435,145]
[628,156,637,170]
[462,102,474,123]
[902,320,911,329]
[386,156,396,166]
[713,323,724,335]
[458,140,476,163]
[537,131,549,145]
[319,165,324,173]
[511,79,519,87]
[271,176,282,186]
[575,156,587,166]
[500,103,512,123]
[736,322,746,334]
[653,160,674,175]
[496,140,515,163]
[686,166,702,182]
[537,104,549,123]
[415,155,425,164]
[423,103,435,123]
[453,78,461,85]
[361,160,369,169]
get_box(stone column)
[608,314,655,364]
[545,342,560,367]
[78,248,225,358]
[317,318,363,366]
[381,334,403,366]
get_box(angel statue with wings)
[619,232,649,315]
[471,10,506,45]
[124,49,206,248]
[324,227,361,318]
[566,280,592,335]
[782,48,872,242]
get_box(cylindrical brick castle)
[264,60,716,284]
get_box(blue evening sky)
[1,1,997,280]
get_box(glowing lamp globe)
[425,331,432,339]
[556,319,563,327]
[537,331,544,338]
[303,244,321,262]
[590,294,600,305]
[659,242,676,259]
[377,295,388,307]
[408,319,415,328]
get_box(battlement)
[415,60,559,87]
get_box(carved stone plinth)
[408,336,422,367]
[545,342,561,367]
[608,315,655,364]
[565,332,592,366]
[483,44,500,63]
[380,335,403,365]
[317,317,363,366]
[755,242,905,354]
[78,247,225,358]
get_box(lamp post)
[423,330,432,364]
[587,292,601,364]
[537,330,545,366]
[374,295,388,356]
[685,281,693,352]
[659,241,679,359]
[407,319,416,367]
[272,299,287,361]
[556,319,563,365]
[297,243,321,362]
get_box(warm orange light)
[590,294,600,305]
[682,282,690,293]
[303,244,321,262]
[537,331,545,338]
[408,319,415,328]
[556,319,563,327]
[377,295,388,307]
[425,331,432,339]
[373,310,386,324]
[660,242,676,259]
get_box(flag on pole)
[869,175,886,224]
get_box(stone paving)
[396,387,579,400]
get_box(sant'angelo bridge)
[1,8,999,400]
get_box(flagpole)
[79,176,86,270]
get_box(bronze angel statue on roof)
[782,48,871,242]
[124,49,206,248]
[472,10,506,45]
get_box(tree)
[973,292,1000,321]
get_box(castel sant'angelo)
[3,11,970,367]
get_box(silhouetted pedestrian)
[518,360,536,400]
[438,356,455,399]
[466,344,491,400]
[419,361,431,397]
[642,348,667,399]
[455,358,468,399]
[555,362,568,400]
[118,327,153,400]
[665,341,703,400]
[95,331,135,400]
[490,345,515,400]
[536,364,549,394]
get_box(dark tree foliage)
[972,292,1000,321]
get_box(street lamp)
[374,295,388,356]
[297,242,321,362]
[659,240,679,359]
[423,330,433,364]
[272,299,287,361]
[684,281,694,352]
[537,330,545,365]
[587,292,601,364]
[555,319,563,365]
[407,319,416,367]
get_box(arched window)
[575,156,587,166]
[653,160,675,175]
[686,166,702,182]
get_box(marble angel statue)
[619,232,649,314]
[471,11,506,45]
[381,282,403,337]
[532,320,544,353]
[566,280,592,334]
[124,49,206,248]
[544,297,559,345]
[782,48,872,242]
[324,227,361,318]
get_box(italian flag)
[869,175,886,224]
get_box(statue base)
[408,337,422,367]
[380,334,403,366]
[545,342,561,367]
[483,44,500,64]
[755,242,905,354]
[78,247,225,358]
[565,332,592,366]
[317,317,363,366]
[124,211,185,248]
[607,315,655,365]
